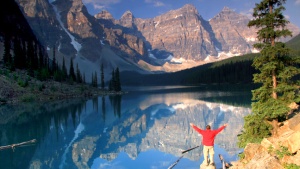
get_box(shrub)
[18,78,29,87]
[276,146,292,159]
[284,164,300,169]
[20,94,35,102]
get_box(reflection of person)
[190,123,228,166]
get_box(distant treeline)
[180,54,258,84]
[121,53,259,86]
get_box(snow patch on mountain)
[50,1,82,52]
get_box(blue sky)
[82,0,300,28]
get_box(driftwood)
[168,155,184,169]
[0,139,37,151]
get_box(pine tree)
[94,71,98,87]
[69,58,76,82]
[13,37,22,69]
[108,80,113,91]
[110,69,115,91]
[20,39,27,69]
[238,0,300,148]
[62,56,67,80]
[38,44,44,69]
[32,42,39,71]
[91,72,94,86]
[27,41,35,76]
[76,63,82,83]
[115,67,121,92]
[3,35,13,69]
[52,45,57,73]
[101,64,105,89]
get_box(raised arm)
[190,123,203,134]
[214,123,228,134]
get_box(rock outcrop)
[134,4,218,61]
[96,11,148,61]
[230,113,300,168]
[209,7,255,56]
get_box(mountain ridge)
[7,0,300,80]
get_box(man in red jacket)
[190,123,228,166]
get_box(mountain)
[209,7,255,56]
[121,32,300,86]
[5,0,300,82]
[14,0,149,83]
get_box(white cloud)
[296,0,300,5]
[82,0,121,10]
[145,0,165,7]
[93,4,106,10]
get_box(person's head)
[206,125,211,130]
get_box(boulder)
[230,112,300,169]
[281,151,300,166]
[286,131,300,153]
[288,113,300,131]
[244,152,284,169]
[243,143,265,163]
[229,161,245,169]
[261,138,273,150]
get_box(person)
[190,123,228,166]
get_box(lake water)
[0,85,253,169]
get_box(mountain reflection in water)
[0,86,252,169]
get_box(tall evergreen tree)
[115,67,121,92]
[101,64,105,89]
[76,63,82,83]
[27,41,35,76]
[109,69,115,91]
[69,58,76,82]
[13,37,22,69]
[62,56,67,80]
[21,39,27,69]
[3,35,13,68]
[32,42,39,71]
[94,71,98,87]
[52,45,57,73]
[238,0,300,148]
[38,44,45,69]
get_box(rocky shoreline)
[230,113,300,169]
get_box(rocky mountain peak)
[134,3,217,62]
[221,6,234,12]
[121,10,134,18]
[209,6,254,55]
[214,6,244,20]
[94,10,114,20]
[170,3,199,16]
[181,4,197,11]
[70,0,85,12]
[119,10,134,28]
